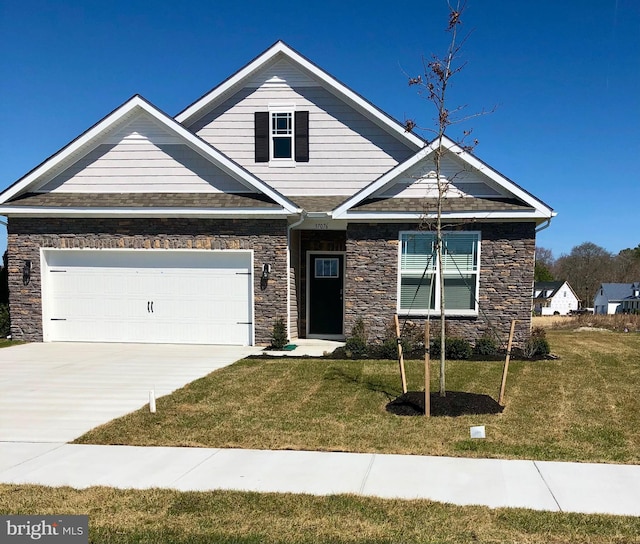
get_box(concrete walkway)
[0,342,261,442]
[1,442,639,516]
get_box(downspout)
[286,211,306,342]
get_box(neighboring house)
[0,41,555,347]
[594,283,640,314]
[533,281,579,315]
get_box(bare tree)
[407,1,492,396]
[535,246,555,282]
[555,242,613,308]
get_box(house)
[594,283,640,314]
[0,41,555,347]
[533,281,579,315]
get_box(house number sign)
[314,223,329,230]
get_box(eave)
[0,207,297,219]
[334,209,555,224]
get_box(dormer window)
[255,108,309,165]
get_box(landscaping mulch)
[386,390,504,417]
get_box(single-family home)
[594,282,640,314]
[0,41,555,347]
[533,281,579,315]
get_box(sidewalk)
[1,442,639,516]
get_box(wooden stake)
[499,319,517,406]
[394,314,408,394]
[424,320,430,417]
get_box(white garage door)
[42,249,253,345]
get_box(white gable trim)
[175,41,424,150]
[0,95,300,214]
[332,135,555,220]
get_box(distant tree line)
[535,242,640,307]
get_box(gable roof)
[598,283,640,302]
[0,95,300,216]
[332,136,555,223]
[533,281,571,300]
[175,40,424,151]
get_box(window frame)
[268,104,296,167]
[397,230,481,316]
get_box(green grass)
[75,330,640,463]
[2,485,639,544]
[0,339,23,348]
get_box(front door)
[308,253,344,336]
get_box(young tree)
[407,1,491,396]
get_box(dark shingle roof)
[533,281,565,300]
[289,196,348,212]
[5,192,281,209]
[352,197,533,213]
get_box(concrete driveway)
[0,342,260,442]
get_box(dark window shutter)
[294,111,309,162]
[255,112,269,162]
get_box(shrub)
[345,318,368,358]
[0,304,9,338]
[430,336,472,360]
[474,335,498,357]
[270,317,288,350]
[524,327,550,358]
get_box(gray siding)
[38,114,253,194]
[189,85,415,196]
[380,154,506,199]
[38,143,252,194]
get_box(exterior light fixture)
[260,263,271,290]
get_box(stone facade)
[344,222,536,347]
[7,217,288,345]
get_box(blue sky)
[1,0,638,259]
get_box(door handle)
[151,301,154,313]
[147,301,150,313]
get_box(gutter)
[535,217,552,233]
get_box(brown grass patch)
[2,485,640,543]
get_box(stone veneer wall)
[7,217,288,345]
[344,222,536,347]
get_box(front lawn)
[2,485,639,544]
[75,329,640,464]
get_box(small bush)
[345,318,368,358]
[0,304,9,338]
[525,327,550,358]
[430,336,472,360]
[474,335,498,357]
[270,317,288,350]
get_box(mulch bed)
[386,391,504,417]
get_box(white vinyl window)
[271,112,293,159]
[398,231,480,315]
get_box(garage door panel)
[43,250,253,345]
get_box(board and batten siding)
[37,113,254,194]
[188,83,416,196]
[379,153,506,199]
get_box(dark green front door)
[308,253,344,335]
